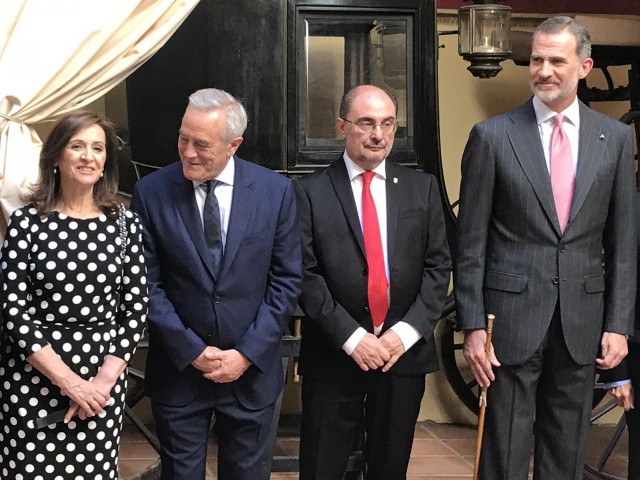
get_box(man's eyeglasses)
[340,118,398,134]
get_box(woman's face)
[57,124,107,189]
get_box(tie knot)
[362,171,375,186]
[553,114,565,128]
[204,179,222,194]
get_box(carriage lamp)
[458,0,512,78]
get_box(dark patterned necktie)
[203,180,223,275]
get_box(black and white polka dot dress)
[0,206,148,479]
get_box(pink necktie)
[361,171,388,327]
[550,114,575,232]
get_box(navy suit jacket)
[455,99,636,366]
[131,158,301,409]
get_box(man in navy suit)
[131,88,301,480]
[454,17,636,479]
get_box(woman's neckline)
[53,210,106,221]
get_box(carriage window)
[288,7,419,170]
[303,18,410,143]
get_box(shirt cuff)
[598,379,631,389]
[390,321,422,351]
[342,327,367,355]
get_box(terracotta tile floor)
[118,420,630,479]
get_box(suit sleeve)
[130,182,209,371]
[293,178,364,348]
[397,175,451,337]
[602,129,637,335]
[234,180,302,371]
[454,123,497,330]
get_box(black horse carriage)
[113,1,640,478]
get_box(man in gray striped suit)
[454,16,637,479]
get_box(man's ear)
[227,137,243,157]
[579,56,594,79]
[336,117,347,138]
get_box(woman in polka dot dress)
[0,111,148,479]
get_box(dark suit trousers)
[151,381,275,480]
[479,306,595,480]
[627,343,640,479]
[299,370,425,480]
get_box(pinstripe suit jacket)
[454,98,637,366]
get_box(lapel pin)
[393,177,398,184]
[599,134,605,140]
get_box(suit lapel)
[328,159,366,257]
[385,163,401,269]
[570,102,607,223]
[174,175,217,279]
[219,158,255,279]
[507,100,562,236]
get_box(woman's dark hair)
[22,110,121,216]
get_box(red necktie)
[550,114,575,232]
[361,171,388,327]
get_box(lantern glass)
[470,5,511,54]
[458,7,471,55]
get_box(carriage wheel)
[583,396,627,480]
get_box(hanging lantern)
[458,0,512,78]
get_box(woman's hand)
[59,372,111,422]
[66,355,129,421]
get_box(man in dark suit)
[294,84,451,480]
[130,88,301,480]
[605,185,640,479]
[454,17,637,479]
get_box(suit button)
[215,296,221,304]
[552,276,559,285]
[559,245,565,253]
[364,306,370,313]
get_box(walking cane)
[473,314,494,480]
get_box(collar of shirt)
[532,94,580,128]
[192,155,236,190]
[532,95,580,173]
[343,152,387,182]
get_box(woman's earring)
[53,166,57,174]
[100,171,104,178]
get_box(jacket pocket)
[398,207,424,219]
[583,274,605,293]
[485,271,528,293]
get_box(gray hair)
[188,88,248,142]
[532,16,591,60]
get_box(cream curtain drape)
[0,0,200,234]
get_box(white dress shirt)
[193,156,235,249]
[341,153,422,355]
[532,95,580,174]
